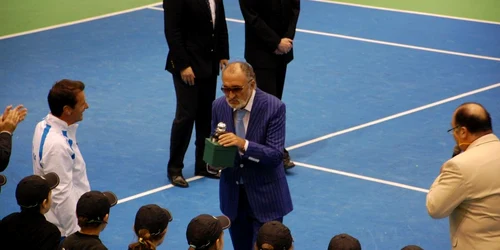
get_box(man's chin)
[227,101,243,109]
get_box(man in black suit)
[239,0,300,170]
[163,0,230,187]
[1,105,27,172]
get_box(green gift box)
[203,138,238,169]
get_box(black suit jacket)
[164,0,230,79]
[239,0,300,68]
[0,132,12,172]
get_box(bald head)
[453,102,492,134]
[222,61,256,83]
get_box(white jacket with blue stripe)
[32,114,90,237]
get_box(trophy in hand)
[203,122,238,172]
[211,122,227,142]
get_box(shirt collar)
[46,113,79,131]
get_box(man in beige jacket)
[426,102,500,250]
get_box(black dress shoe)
[195,170,221,179]
[169,175,189,188]
[283,149,295,170]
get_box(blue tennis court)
[1,1,499,249]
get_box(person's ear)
[63,105,72,116]
[459,126,468,138]
[41,198,49,209]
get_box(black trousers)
[254,62,292,158]
[253,62,288,100]
[167,73,217,176]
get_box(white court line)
[147,7,500,62]
[292,29,500,62]
[0,2,494,204]
[294,161,429,193]
[0,1,162,40]
[286,83,500,151]
[311,0,500,25]
[118,83,499,202]
[117,176,204,204]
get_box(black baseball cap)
[256,221,293,250]
[401,245,423,250]
[0,174,6,187]
[134,204,173,236]
[186,214,231,249]
[76,190,118,225]
[16,172,60,208]
[328,233,361,250]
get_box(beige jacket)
[427,134,500,250]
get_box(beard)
[227,98,247,109]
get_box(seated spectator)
[129,204,173,250]
[60,190,118,250]
[1,104,28,172]
[255,221,294,250]
[187,214,231,250]
[0,172,61,250]
[401,245,423,250]
[328,233,361,250]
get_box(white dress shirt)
[209,0,216,28]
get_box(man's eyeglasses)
[447,125,459,134]
[220,86,244,94]
[220,79,253,95]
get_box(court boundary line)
[117,176,204,204]
[116,160,429,204]
[1,4,496,204]
[1,4,498,62]
[0,1,162,40]
[311,0,500,25]
[0,0,496,41]
[286,83,500,150]
[146,7,500,62]
[116,83,499,204]
[294,161,429,193]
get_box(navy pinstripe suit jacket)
[211,88,293,222]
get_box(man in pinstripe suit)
[212,62,293,250]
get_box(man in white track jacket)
[32,79,90,239]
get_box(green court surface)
[1,0,499,37]
[0,0,160,36]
